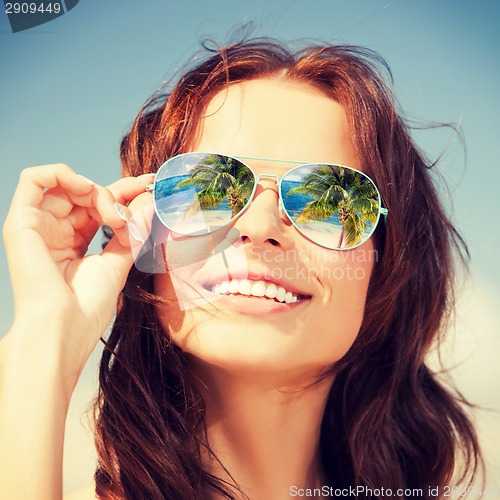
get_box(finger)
[69,174,155,242]
[57,184,129,231]
[40,186,127,250]
[40,187,75,218]
[99,234,136,290]
[75,216,100,247]
[113,192,155,248]
[50,233,89,263]
[67,205,93,231]
[107,174,156,205]
[10,164,95,211]
[42,212,79,251]
[35,174,154,254]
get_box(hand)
[3,163,153,387]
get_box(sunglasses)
[146,152,388,250]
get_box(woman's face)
[154,77,376,380]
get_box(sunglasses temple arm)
[380,207,389,229]
[146,184,155,192]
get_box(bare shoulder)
[64,482,97,500]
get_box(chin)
[166,311,359,380]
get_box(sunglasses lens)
[280,164,382,249]
[154,153,255,235]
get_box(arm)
[0,330,73,499]
[0,165,152,499]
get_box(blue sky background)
[1,0,499,493]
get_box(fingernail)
[78,174,95,185]
[128,222,145,244]
[114,202,129,222]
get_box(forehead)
[191,77,360,171]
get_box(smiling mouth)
[204,278,310,304]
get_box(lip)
[197,270,313,315]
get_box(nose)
[232,177,292,249]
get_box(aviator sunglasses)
[146,152,388,251]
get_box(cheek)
[307,244,375,360]
[152,240,376,374]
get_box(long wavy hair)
[93,38,482,499]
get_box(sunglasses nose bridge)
[255,173,280,183]
[253,173,281,199]
[252,173,287,221]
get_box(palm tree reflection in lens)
[174,154,254,219]
[166,156,379,249]
[284,165,380,248]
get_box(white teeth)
[251,281,266,297]
[210,279,302,303]
[238,279,253,295]
[219,281,230,294]
[265,283,277,299]
[228,279,240,294]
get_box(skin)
[0,77,377,499]
[0,168,153,499]
[154,77,376,497]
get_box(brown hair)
[94,38,481,498]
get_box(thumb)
[99,235,136,292]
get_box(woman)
[0,39,481,499]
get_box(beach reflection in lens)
[154,153,255,236]
[281,164,381,249]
